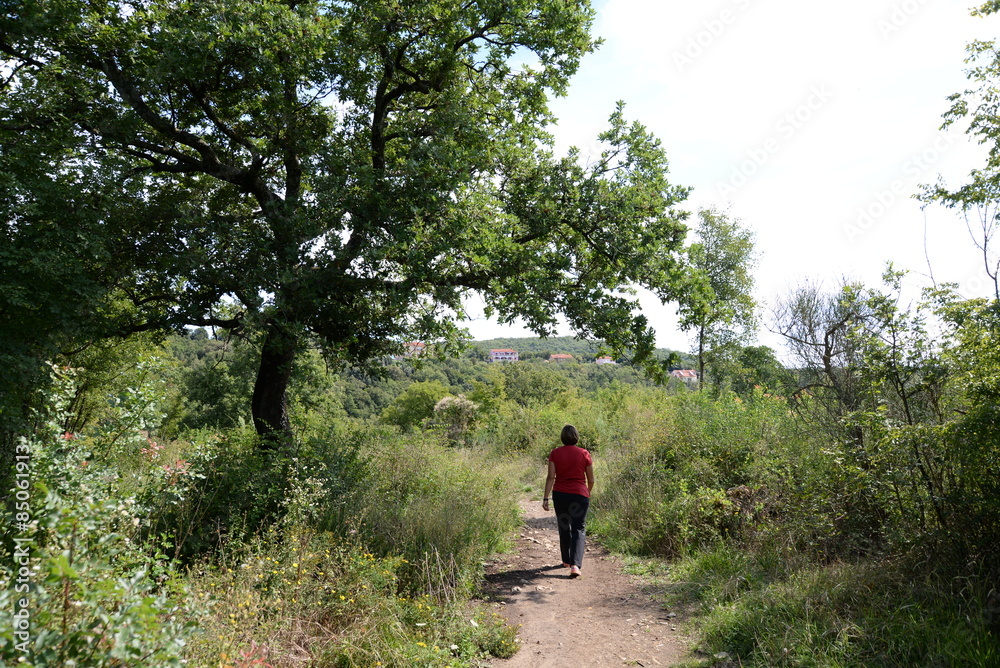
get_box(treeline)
[162,331,698,430]
[468,335,699,365]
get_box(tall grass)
[309,424,522,597]
[184,527,519,667]
[684,552,998,667]
[181,421,525,666]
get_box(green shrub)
[0,369,198,666]
[592,387,808,556]
[380,381,450,431]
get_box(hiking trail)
[481,498,694,667]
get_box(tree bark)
[697,324,706,391]
[251,320,298,446]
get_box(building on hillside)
[393,341,427,360]
[670,369,699,386]
[549,353,573,362]
[595,356,616,365]
[489,348,519,363]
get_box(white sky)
[464,0,999,353]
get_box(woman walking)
[542,425,594,578]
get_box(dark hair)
[560,424,579,446]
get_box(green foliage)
[2,0,696,441]
[0,368,198,667]
[0,488,198,667]
[729,345,796,396]
[380,381,451,431]
[678,208,759,385]
[163,333,256,434]
[688,553,998,667]
[498,361,570,407]
[591,388,802,557]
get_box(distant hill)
[470,335,696,368]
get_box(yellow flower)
[417,642,427,647]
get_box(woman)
[542,424,594,578]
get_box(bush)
[592,387,806,556]
[0,368,198,666]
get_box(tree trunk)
[697,325,706,391]
[251,320,298,446]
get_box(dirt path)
[481,498,693,668]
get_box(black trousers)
[552,491,590,568]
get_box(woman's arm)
[586,464,594,493]
[542,461,556,511]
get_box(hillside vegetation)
[3,300,999,665]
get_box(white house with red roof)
[489,348,519,362]
[670,369,699,386]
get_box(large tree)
[1,0,693,443]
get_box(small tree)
[918,4,1000,299]
[677,208,758,390]
[380,381,449,432]
[772,278,870,449]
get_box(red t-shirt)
[548,445,593,497]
